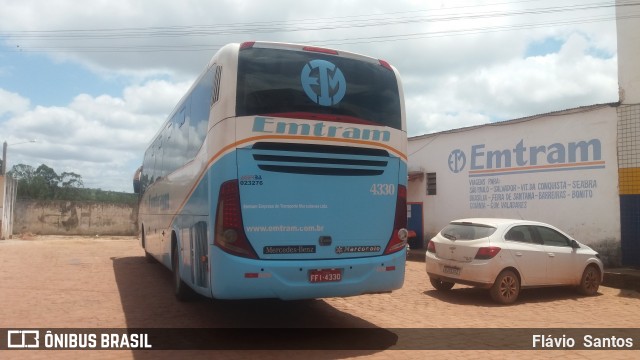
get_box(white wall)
[408,105,620,261]
[617,0,640,104]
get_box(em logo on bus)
[301,59,346,106]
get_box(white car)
[425,218,603,304]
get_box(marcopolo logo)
[448,138,604,176]
[301,59,346,106]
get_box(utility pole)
[1,141,7,175]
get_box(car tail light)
[427,240,435,253]
[475,246,501,260]
[214,180,258,259]
[384,185,408,255]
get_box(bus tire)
[172,246,192,301]
[141,228,155,263]
[144,250,155,263]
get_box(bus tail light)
[239,41,255,50]
[379,59,393,71]
[303,46,339,55]
[214,180,258,259]
[383,185,408,255]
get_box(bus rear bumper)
[209,246,406,300]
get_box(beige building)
[407,0,640,267]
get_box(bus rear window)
[236,47,401,130]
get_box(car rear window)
[440,223,497,241]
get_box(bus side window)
[163,105,190,175]
[188,66,216,158]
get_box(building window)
[426,172,436,195]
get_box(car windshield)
[441,223,497,241]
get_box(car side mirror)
[570,240,580,249]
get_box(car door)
[503,225,548,286]
[534,225,577,285]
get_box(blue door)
[407,203,424,249]
[621,195,640,266]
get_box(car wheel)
[577,265,601,296]
[490,270,520,305]
[430,276,455,291]
[172,246,192,301]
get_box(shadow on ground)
[424,285,603,307]
[112,256,396,358]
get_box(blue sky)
[0,0,623,191]
[1,51,126,107]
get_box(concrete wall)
[616,1,640,266]
[408,104,621,266]
[14,200,138,236]
[0,176,4,237]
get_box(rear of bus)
[212,41,407,300]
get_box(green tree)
[8,163,35,181]
[8,164,38,198]
[32,164,60,199]
[8,163,136,203]
[35,164,60,188]
[9,164,66,199]
[60,172,83,188]
[58,171,84,199]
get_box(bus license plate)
[443,265,460,275]
[309,269,342,283]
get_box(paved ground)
[0,236,639,359]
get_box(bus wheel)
[141,229,155,263]
[172,247,192,301]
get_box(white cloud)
[0,0,623,190]
[406,32,618,136]
[0,80,190,191]
[0,88,30,117]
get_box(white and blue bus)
[134,41,408,300]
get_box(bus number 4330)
[370,183,396,196]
